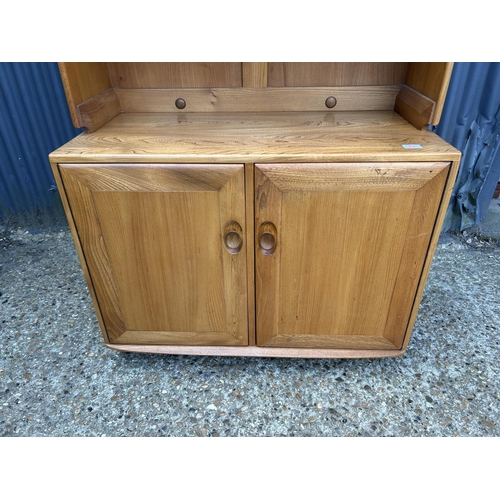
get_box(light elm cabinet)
[50,63,461,358]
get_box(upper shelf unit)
[58,62,454,133]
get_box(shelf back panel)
[268,63,409,87]
[108,62,243,89]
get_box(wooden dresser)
[49,62,461,358]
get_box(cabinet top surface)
[50,111,461,164]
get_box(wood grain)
[394,85,436,130]
[77,88,121,132]
[268,63,408,87]
[49,111,461,165]
[255,166,283,347]
[108,62,242,88]
[401,159,461,350]
[58,62,111,128]
[245,163,256,345]
[405,63,454,126]
[259,162,447,192]
[58,62,453,128]
[384,165,450,346]
[106,343,406,359]
[114,330,244,346]
[95,191,227,332]
[52,60,461,358]
[59,166,126,342]
[59,163,248,346]
[50,159,110,343]
[262,335,398,350]
[242,63,268,87]
[115,86,400,113]
[255,162,450,348]
[217,164,247,343]
[63,164,237,192]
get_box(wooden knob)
[226,231,242,251]
[224,222,243,254]
[258,222,277,255]
[260,232,275,251]
[175,98,186,109]
[325,96,337,109]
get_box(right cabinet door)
[255,162,450,350]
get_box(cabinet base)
[106,343,406,359]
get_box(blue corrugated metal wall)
[0,62,81,221]
[1,62,499,232]
[434,62,500,232]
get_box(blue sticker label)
[402,144,423,149]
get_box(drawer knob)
[258,222,277,255]
[325,96,337,108]
[224,221,243,254]
[175,98,186,109]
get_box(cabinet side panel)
[59,63,111,128]
[405,62,454,125]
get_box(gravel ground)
[0,228,499,437]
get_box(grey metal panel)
[434,62,500,232]
[0,62,81,219]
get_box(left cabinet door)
[59,163,248,346]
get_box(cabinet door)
[255,162,450,350]
[60,163,248,346]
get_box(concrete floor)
[0,215,499,436]
[481,196,500,238]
